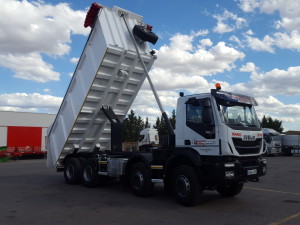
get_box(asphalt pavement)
[0,156,300,225]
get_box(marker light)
[215,83,221,90]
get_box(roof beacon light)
[215,83,221,90]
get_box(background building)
[0,111,56,151]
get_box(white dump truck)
[47,3,267,206]
[262,128,282,155]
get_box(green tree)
[169,109,176,129]
[261,115,284,133]
[123,110,145,142]
[153,110,176,137]
[144,117,150,129]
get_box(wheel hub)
[176,175,190,198]
[134,171,144,188]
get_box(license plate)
[247,169,257,175]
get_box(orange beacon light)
[215,83,221,90]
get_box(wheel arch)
[123,153,153,184]
[164,148,202,183]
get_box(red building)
[0,111,56,158]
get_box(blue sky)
[0,0,300,131]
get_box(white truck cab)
[138,127,159,151]
[176,87,263,157]
[262,128,282,155]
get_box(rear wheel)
[217,183,244,197]
[64,158,82,185]
[172,165,202,206]
[129,162,153,197]
[82,159,100,188]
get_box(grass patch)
[0,146,7,151]
[0,158,8,162]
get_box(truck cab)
[176,87,263,157]
[138,127,159,151]
[262,128,282,155]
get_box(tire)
[129,162,153,197]
[172,165,202,206]
[217,183,244,197]
[64,158,82,185]
[82,158,100,188]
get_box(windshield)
[219,104,260,129]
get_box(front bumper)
[267,147,282,155]
[201,156,267,185]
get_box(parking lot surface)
[0,156,300,225]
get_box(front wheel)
[172,165,202,206]
[217,183,244,197]
[129,162,153,197]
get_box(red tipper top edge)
[84,2,102,28]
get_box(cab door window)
[186,98,215,139]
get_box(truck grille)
[232,138,262,155]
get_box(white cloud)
[0,93,62,112]
[245,35,275,53]
[245,29,254,35]
[255,96,300,123]
[248,66,300,96]
[237,0,262,13]
[131,89,177,125]
[273,31,300,51]
[0,0,90,83]
[213,10,247,34]
[147,68,209,91]
[0,0,89,56]
[238,0,300,52]
[155,33,245,77]
[0,53,60,82]
[70,57,79,64]
[244,30,300,53]
[229,35,244,48]
[0,107,38,113]
[43,89,51,93]
[199,39,213,48]
[240,62,257,72]
[244,0,300,32]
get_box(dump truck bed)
[47,5,156,167]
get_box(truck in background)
[46,3,267,206]
[281,135,300,155]
[262,128,282,156]
[138,127,159,151]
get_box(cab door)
[183,97,219,155]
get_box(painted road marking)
[245,187,300,225]
[268,212,300,225]
[245,187,300,196]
